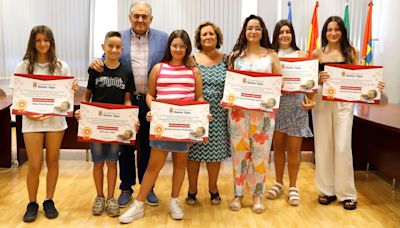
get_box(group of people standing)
[13,1,385,224]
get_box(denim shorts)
[150,140,189,152]
[90,142,120,163]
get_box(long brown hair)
[23,25,61,75]
[321,16,356,64]
[228,15,272,68]
[163,30,193,67]
[271,19,300,52]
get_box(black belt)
[133,93,145,100]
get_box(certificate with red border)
[280,58,318,93]
[11,73,74,116]
[221,69,282,112]
[322,64,383,104]
[77,102,139,145]
[150,100,210,142]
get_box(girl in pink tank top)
[119,30,206,222]
[155,62,196,101]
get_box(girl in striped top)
[119,30,205,223]
[154,63,196,100]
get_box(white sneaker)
[119,201,144,224]
[168,198,184,220]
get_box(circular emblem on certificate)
[327,87,336,100]
[154,125,164,137]
[227,94,236,104]
[82,127,92,137]
[17,100,27,109]
[16,100,27,113]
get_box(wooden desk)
[16,87,90,165]
[0,94,12,168]
[352,103,400,181]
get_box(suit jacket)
[119,27,169,79]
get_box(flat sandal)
[343,199,357,210]
[318,194,337,205]
[209,191,221,205]
[288,187,300,206]
[266,182,284,200]
[186,192,197,206]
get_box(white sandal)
[288,187,300,206]
[266,182,284,200]
[252,197,264,214]
[230,196,242,211]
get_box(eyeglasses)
[170,44,187,50]
[131,14,150,21]
[246,27,263,32]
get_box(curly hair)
[194,21,223,50]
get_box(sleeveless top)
[319,61,346,72]
[233,55,273,73]
[278,48,298,57]
[188,56,230,162]
[156,62,196,100]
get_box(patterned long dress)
[188,60,230,162]
[230,55,275,197]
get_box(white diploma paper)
[150,100,210,142]
[77,102,139,145]
[322,64,383,104]
[280,58,318,93]
[221,69,282,112]
[11,73,74,116]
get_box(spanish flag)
[362,1,373,65]
[307,1,319,57]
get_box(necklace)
[35,62,49,69]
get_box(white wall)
[243,0,258,22]
[117,0,242,55]
[0,0,5,78]
[374,0,400,103]
[92,0,118,58]
[257,0,279,37]
[1,0,90,80]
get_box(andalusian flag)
[288,1,293,22]
[362,1,373,65]
[307,1,319,57]
[344,2,350,38]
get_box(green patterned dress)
[188,59,230,162]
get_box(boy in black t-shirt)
[75,31,138,217]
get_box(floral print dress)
[230,55,275,197]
